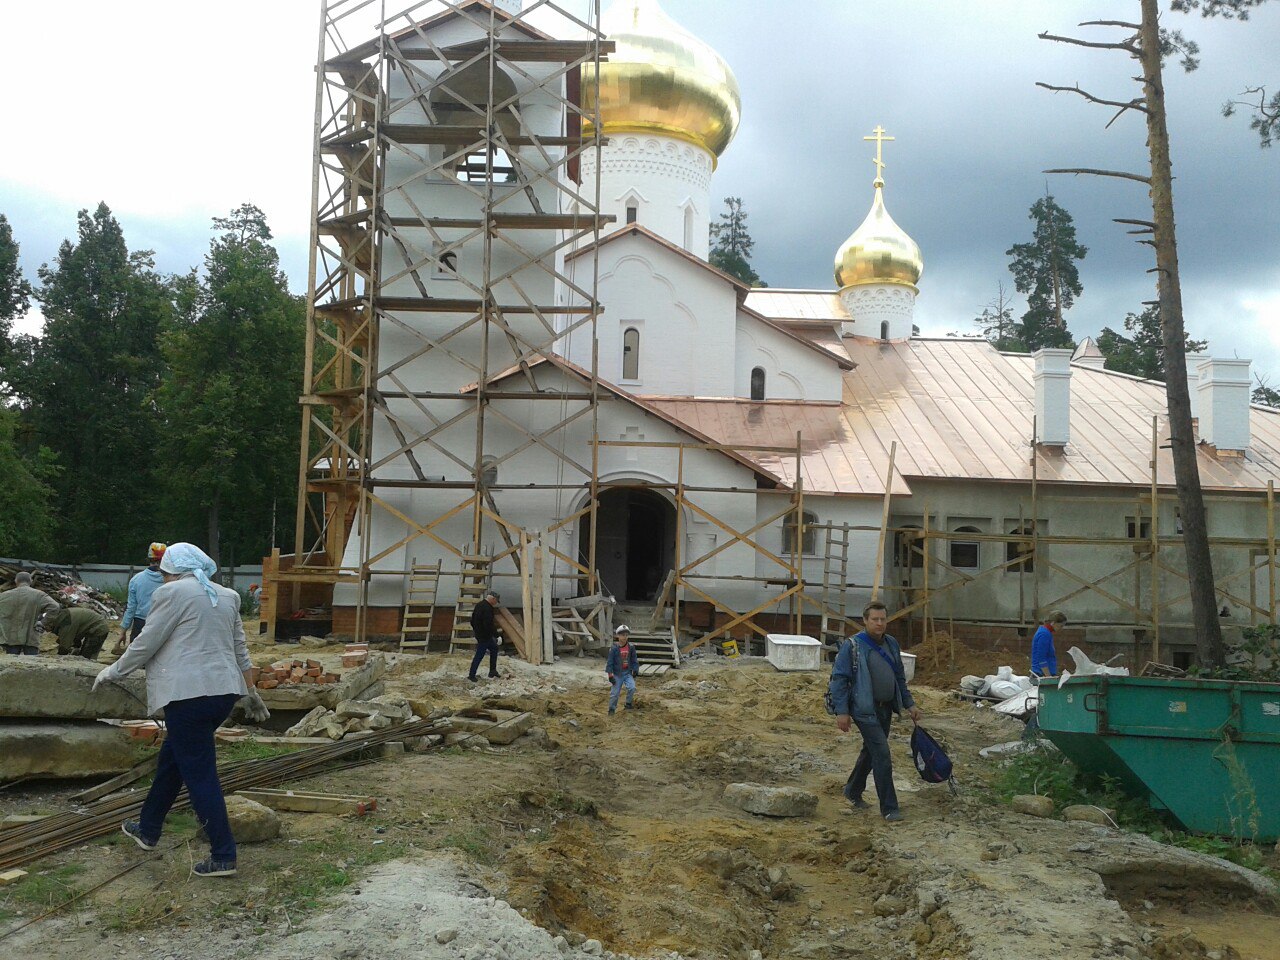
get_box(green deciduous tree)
[156,204,305,569]
[1096,305,1207,380]
[0,408,58,557]
[13,203,170,562]
[0,213,33,384]
[1005,195,1086,351]
[709,197,766,287]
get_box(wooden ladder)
[449,550,491,654]
[820,523,854,654]
[399,561,441,652]
[627,626,680,666]
[550,606,595,656]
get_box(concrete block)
[0,657,150,721]
[222,795,280,843]
[0,721,141,780]
[765,634,821,672]
[258,654,386,712]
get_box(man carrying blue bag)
[828,600,921,823]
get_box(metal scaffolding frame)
[288,0,611,642]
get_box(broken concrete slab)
[723,783,818,818]
[0,656,151,721]
[257,654,386,712]
[0,721,142,780]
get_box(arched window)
[431,61,520,183]
[436,249,459,278]
[626,201,638,225]
[750,366,766,401]
[1006,524,1035,572]
[683,205,694,249]
[880,320,890,340]
[783,510,818,556]
[950,525,981,570]
[622,327,640,380]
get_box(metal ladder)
[820,523,853,653]
[399,561,441,652]
[449,549,491,654]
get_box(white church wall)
[887,479,1269,643]
[566,233,739,396]
[580,133,714,257]
[734,314,842,402]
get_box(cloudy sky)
[2,1,1276,375]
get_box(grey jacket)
[109,575,250,714]
[0,584,60,650]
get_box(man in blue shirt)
[827,601,921,822]
[116,542,167,653]
[1031,611,1067,677]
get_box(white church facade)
[292,0,1280,664]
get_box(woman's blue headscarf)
[159,542,220,606]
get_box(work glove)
[608,673,615,683]
[91,663,120,693]
[238,690,271,723]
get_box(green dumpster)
[1037,675,1280,840]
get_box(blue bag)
[910,725,954,786]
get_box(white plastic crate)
[900,652,917,683]
[765,633,822,672]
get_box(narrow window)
[783,510,818,556]
[626,202,638,225]
[750,366,765,401]
[1006,524,1035,573]
[950,526,981,570]
[683,206,694,249]
[437,250,459,277]
[894,526,924,569]
[880,320,890,340]
[1126,516,1152,540]
[622,327,640,380]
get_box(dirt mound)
[907,632,1009,688]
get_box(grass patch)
[218,740,303,764]
[0,862,88,922]
[990,743,1272,874]
[268,830,407,911]
[440,824,499,864]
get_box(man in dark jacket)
[468,590,502,682]
[45,606,110,660]
[605,625,640,714]
[827,601,921,822]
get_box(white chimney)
[1197,358,1251,452]
[1033,348,1073,446]
[1185,353,1207,421]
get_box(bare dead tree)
[1038,1,1225,667]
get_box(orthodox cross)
[864,125,894,185]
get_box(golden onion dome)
[584,0,741,159]
[834,182,924,290]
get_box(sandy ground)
[2,639,1277,960]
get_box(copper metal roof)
[644,338,1280,496]
[743,289,848,322]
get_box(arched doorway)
[583,488,676,602]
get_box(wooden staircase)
[399,561,441,652]
[449,550,491,654]
[626,627,680,667]
[550,606,595,656]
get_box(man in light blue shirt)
[116,542,167,652]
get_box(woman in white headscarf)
[93,543,269,877]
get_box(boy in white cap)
[605,625,640,715]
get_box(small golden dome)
[584,0,741,159]
[834,182,923,290]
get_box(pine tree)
[1005,195,1086,351]
[1096,306,1207,380]
[709,197,765,286]
[14,204,170,562]
[157,204,305,568]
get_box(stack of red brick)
[342,643,369,669]
[256,658,340,690]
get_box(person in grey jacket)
[827,600,921,822]
[0,572,59,654]
[92,543,269,877]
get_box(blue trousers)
[846,701,899,815]
[469,638,499,679]
[140,693,240,861]
[609,673,635,711]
